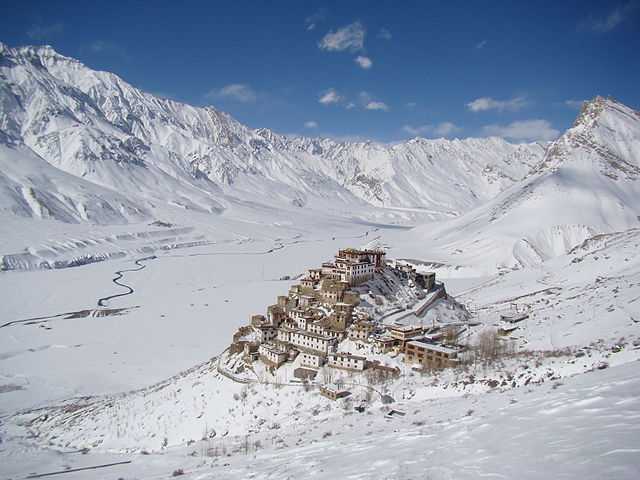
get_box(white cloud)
[318,90,387,110]
[403,122,461,138]
[564,99,587,109]
[355,55,373,69]
[358,91,389,111]
[305,9,327,31]
[581,2,637,32]
[319,21,365,52]
[365,101,389,111]
[27,22,64,39]
[476,40,488,49]
[403,125,428,136]
[377,27,392,40]
[206,84,257,103]
[433,122,460,136]
[406,102,417,108]
[467,96,528,112]
[483,119,559,142]
[304,121,319,129]
[319,88,344,105]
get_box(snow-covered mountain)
[0,42,545,224]
[2,42,639,271]
[0,143,147,224]
[396,96,640,273]
[3,43,640,479]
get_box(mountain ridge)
[1,42,546,224]
[394,96,640,273]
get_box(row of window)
[330,359,363,366]
[301,353,323,366]
[290,334,333,351]
[407,346,452,358]
[409,350,450,358]
[407,352,449,361]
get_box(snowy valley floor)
[1,218,640,478]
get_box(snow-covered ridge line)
[1,42,546,224]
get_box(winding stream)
[97,256,156,307]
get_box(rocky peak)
[573,96,640,130]
[534,96,640,178]
[573,96,609,129]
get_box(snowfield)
[1,42,640,478]
[2,214,639,477]
[3,359,639,479]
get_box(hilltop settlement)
[224,248,471,385]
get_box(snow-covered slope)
[267,133,544,212]
[0,143,147,224]
[396,96,640,274]
[0,42,544,223]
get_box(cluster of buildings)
[229,248,461,380]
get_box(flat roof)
[423,332,443,340]
[256,324,276,330]
[300,350,324,357]
[351,321,373,328]
[336,257,371,264]
[388,324,423,332]
[320,384,348,393]
[259,343,287,354]
[373,335,396,343]
[406,340,458,354]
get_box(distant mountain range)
[1,42,545,224]
[2,42,639,272]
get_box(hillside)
[1,42,544,224]
[0,143,148,224]
[393,97,640,274]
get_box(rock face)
[1,42,547,223]
[537,96,640,180]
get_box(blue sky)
[2,0,639,142]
